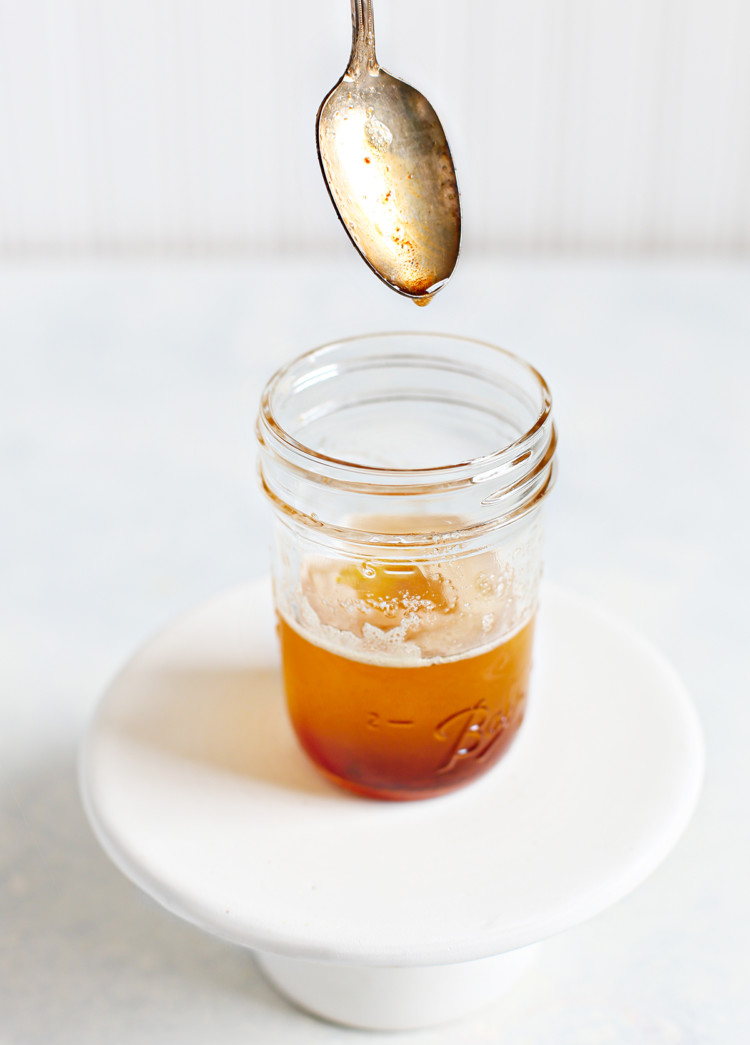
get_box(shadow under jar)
[256,333,557,801]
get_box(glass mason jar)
[256,333,557,801]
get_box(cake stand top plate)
[80,580,703,967]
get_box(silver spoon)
[317,0,461,305]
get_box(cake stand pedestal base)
[257,947,538,1031]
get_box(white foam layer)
[277,598,534,669]
[275,550,538,668]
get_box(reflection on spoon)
[317,0,461,304]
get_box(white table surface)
[1,255,748,1043]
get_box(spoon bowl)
[317,1,461,303]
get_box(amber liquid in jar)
[277,556,535,800]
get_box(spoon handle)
[347,0,378,78]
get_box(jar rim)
[257,331,554,492]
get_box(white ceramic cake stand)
[80,579,703,1031]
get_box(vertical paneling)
[0,0,748,255]
[662,0,750,251]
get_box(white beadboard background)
[0,0,749,256]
